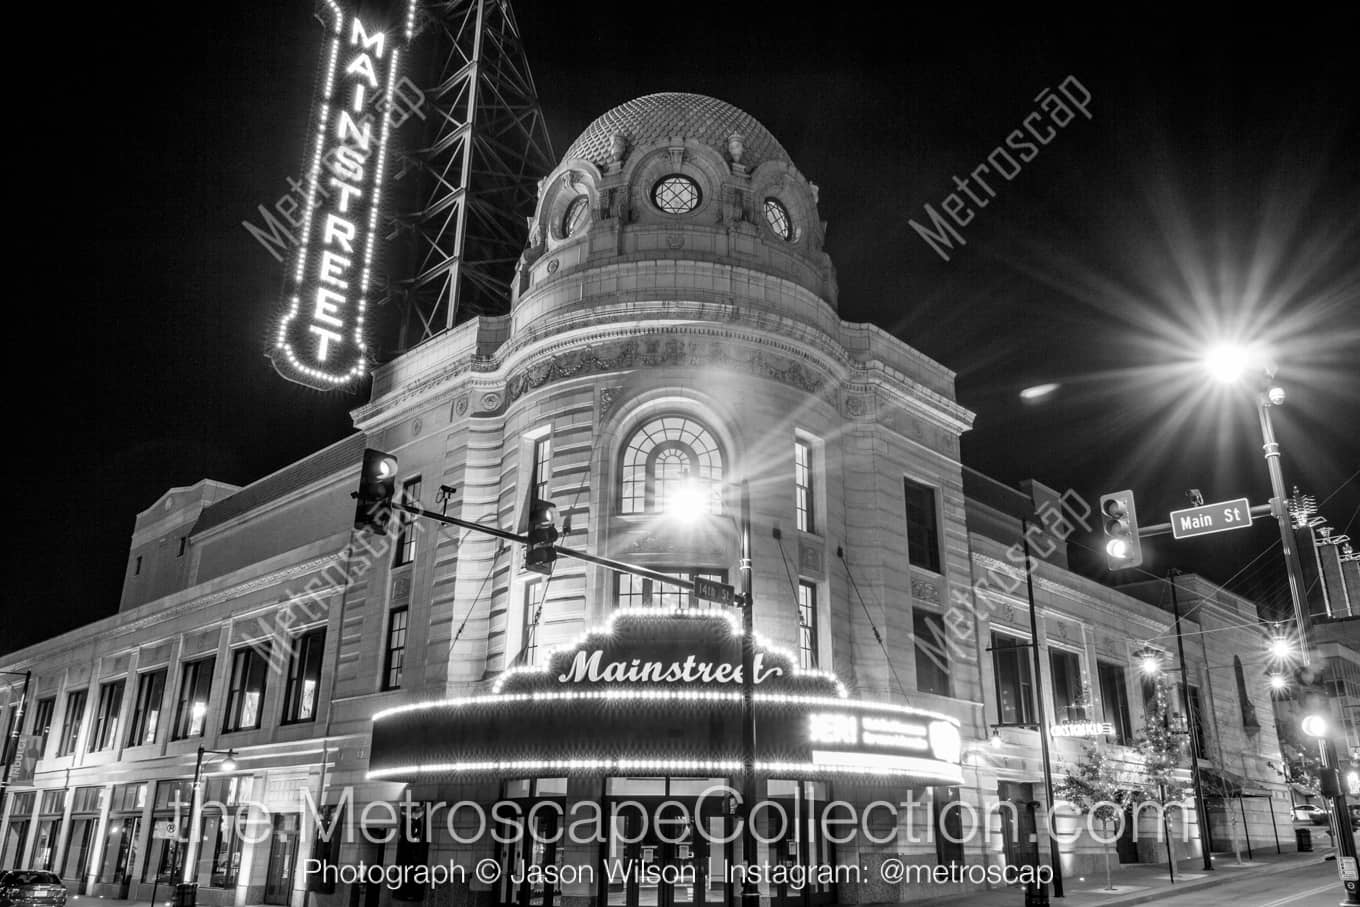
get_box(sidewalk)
[890,848,1329,907]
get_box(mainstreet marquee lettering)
[557,650,786,685]
[271,5,410,390]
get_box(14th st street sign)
[1170,497,1253,540]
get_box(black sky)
[6,6,1358,654]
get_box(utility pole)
[0,669,31,820]
[1022,520,1064,900]
[1168,571,1214,872]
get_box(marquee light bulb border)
[366,755,964,785]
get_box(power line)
[836,546,910,698]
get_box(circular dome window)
[652,174,701,214]
[763,197,793,241]
[561,195,589,237]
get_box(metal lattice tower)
[385,0,555,350]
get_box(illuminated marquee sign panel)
[270,1,416,390]
[1050,721,1116,738]
[369,610,963,784]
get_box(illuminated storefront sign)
[368,609,964,785]
[1050,720,1115,738]
[271,2,414,390]
[556,649,786,685]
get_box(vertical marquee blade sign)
[270,1,416,390]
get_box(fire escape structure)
[384,0,556,352]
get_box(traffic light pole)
[1315,735,1360,905]
[390,503,705,594]
[1256,393,1315,664]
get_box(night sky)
[8,6,1357,654]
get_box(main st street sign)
[1169,497,1253,540]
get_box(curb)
[1072,856,1325,907]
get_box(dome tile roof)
[563,92,791,170]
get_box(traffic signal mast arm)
[389,501,706,595]
[1135,502,1274,539]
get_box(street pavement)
[881,846,1351,907]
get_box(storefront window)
[1,793,34,870]
[99,816,141,883]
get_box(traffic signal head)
[1099,490,1143,569]
[354,448,399,533]
[524,500,559,575]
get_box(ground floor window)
[62,817,98,892]
[1,819,30,870]
[498,778,567,907]
[100,816,142,883]
[202,812,246,889]
[32,819,61,871]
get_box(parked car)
[1292,803,1330,826]
[0,870,67,907]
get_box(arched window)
[620,415,724,514]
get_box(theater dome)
[562,92,792,170]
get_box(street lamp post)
[1205,349,1312,655]
[668,475,758,907]
[178,745,237,907]
[1300,715,1360,906]
[1255,383,1314,655]
[0,670,31,820]
[736,479,760,907]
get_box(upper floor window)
[1097,660,1132,744]
[763,198,793,241]
[621,415,724,515]
[797,581,818,670]
[520,578,543,667]
[29,697,55,753]
[172,656,215,739]
[991,633,1035,727]
[616,568,728,612]
[382,607,409,692]
[393,477,421,566]
[794,439,815,533]
[281,629,325,724]
[903,479,942,573]
[913,608,951,696]
[652,174,700,214]
[1050,648,1086,723]
[134,556,142,576]
[531,436,552,503]
[223,646,269,733]
[58,690,87,756]
[126,669,167,747]
[561,196,589,237]
[90,680,125,752]
[177,537,187,557]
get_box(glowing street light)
[1203,343,1252,384]
[1269,637,1295,661]
[1269,673,1288,691]
[1137,648,1164,676]
[666,476,710,524]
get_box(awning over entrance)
[369,609,963,785]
